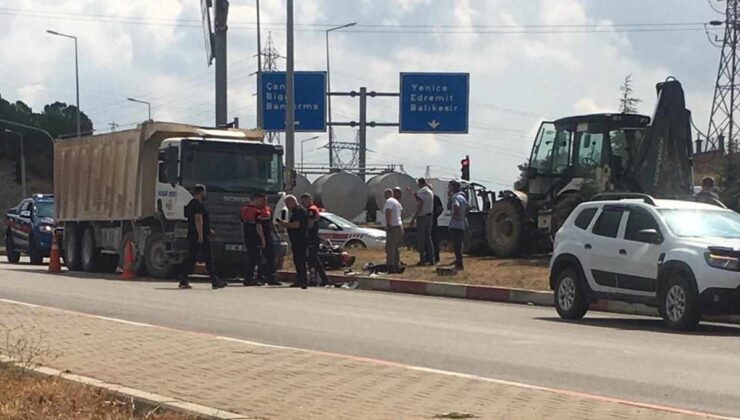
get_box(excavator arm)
[628,78,694,198]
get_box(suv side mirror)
[636,228,662,244]
[19,210,31,218]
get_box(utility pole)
[708,0,740,154]
[262,32,282,144]
[358,87,367,180]
[256,0,263,129]
[325,22,357,168]
[214,0,229,127]
[285,0,295,169]
[108,121,119,132]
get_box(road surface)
[1,261,739,417]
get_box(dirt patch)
[287,248,551,291]
[0,363,195,419]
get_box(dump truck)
[486,78,694,256]
[54,121,286,278]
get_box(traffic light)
[13,159,21,185]
[460,155,470,181]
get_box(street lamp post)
[300,135,320,172]
[4,129,26,197]
[46,30,80,138]
[326,21,356,169]
[127,98,152,121]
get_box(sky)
[0,0,725,189]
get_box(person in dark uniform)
[257,197,281,286]
[180,184,227,290]
[300,193,330,287]
[277,195,309,289]
[241,193,265,286]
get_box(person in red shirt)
[300,193,330,286]
[256,198,281,285]
[241,193,266,286]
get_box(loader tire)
[486,200,525,257]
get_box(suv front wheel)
[554,267,589,320]
[659,272,701,331]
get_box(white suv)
[550,194,740,330]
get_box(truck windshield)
[181,141,283,194]
[530,123,572,176]
[658,209,740,239]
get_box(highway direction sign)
[399,72,469,134]
[261,71,327,132]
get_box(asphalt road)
[1,261,740,417]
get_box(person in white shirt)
[412,178,435,265]
[383,188,404,270]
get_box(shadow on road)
[536,316,740,336]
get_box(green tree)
[514,161,529,192]
[619,74,642,114]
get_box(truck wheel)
[28,234,44,265]
[81,227,101,272]
[486,200,524,257]
[63,225,83,271]
[5,232,21,264]
[144,232,174,279]
[554,267,589,320]
[659,272,701,331]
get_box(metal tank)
[366,172,418,220]
[313,172,369,220]
[292,173,313,198]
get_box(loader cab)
[526,114,650,199]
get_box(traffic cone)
[120,241,136,280]
[48,231,62,273]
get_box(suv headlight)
[705,252,740,271]
[40,225,54,233]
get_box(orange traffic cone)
[48,231,62,273]
[120,241,136,280]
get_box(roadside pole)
[285,0,295,169]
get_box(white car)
[318,212,386,249]
[550,193,740,330]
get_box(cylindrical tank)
[293,173,313,198]
[366,172,418,220]
[313,172,369,220]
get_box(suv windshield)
[659,209,740,239]
[34,201,54,218]
[181,141,283,194]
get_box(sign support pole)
[358,87,367,180]
[285,0,295,169]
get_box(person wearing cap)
[180,184,227,290]
[412,178,435,266]
[241,193,266,286]
[301,193,330,286]
[448,180,468,270]
[384,187,404,270]
[277,195,309,289]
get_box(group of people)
[177,184,329,290]
[383,178,469,272]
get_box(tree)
[618,74,642,114]
[514,161,529,192]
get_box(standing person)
[257,196,281,286]
[383,188,404,271]
[300,193,330,287]
[179,184,227,290]
[241,193,265,286]
[431,193,444,264]
[448,180,468,270]
[694,176,723,206]
[277,195,309,289]
[412,178,435,266]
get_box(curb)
[0,356,251,420]
[277,271,740,325]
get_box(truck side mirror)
[164,147,179,186]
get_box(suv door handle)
[619,249,627,255]
[584,244,592,250]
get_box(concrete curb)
[278,271,740,325]
[0,356,251,419]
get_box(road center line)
[0,296,735,420]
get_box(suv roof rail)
[590,193,657,206]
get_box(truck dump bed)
[54,121,263,222]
